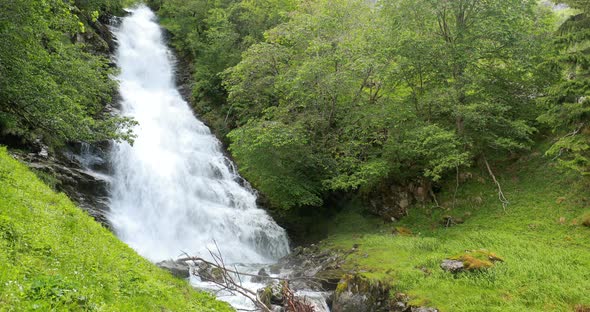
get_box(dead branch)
[483,156,509,213]
[282,281,315,312]
[181,242,318,312]
[429,187,442,208]
[185,244,271,312]
[452,166,459,209]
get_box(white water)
[108,6,289,268]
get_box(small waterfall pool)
[107,5,299,310]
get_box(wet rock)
[196,262,224,283]
[157,260,190,278]
[257,281,284,307]
[332,290,368,312]
[440,259,464,273]
[412,307,439,312]
[252,268,271,283]
[275,245,349,291]
[269,264,281,274]
[270,305,285,312]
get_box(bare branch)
[483,156,509,213]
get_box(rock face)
[10,141,113,227]
[366,180,431,221]
[157,260,190,279]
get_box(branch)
[483,156,509,213]
[180,244,318,312]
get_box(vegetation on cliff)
[0,147,231,311]
[0,0,135,147]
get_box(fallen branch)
[483,156,509,213]
[181,242,316,312]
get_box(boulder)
[332,275,391,312]
[332,290,368,312]
[252,268,271,283]
[157,260,190,279]
[440,259,464,273]
[196,262,224,283]
[257,281,284,307]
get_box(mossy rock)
[333,274,392,312]
[316,269,346,290]
[449,250,504,271]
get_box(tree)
[384,0,554,157]
[0,0,135,146]
[539,0,590,174]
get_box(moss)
[258,285,272,307]
[393,226,413,236]
[335,275,351,295]
[448,250,504,271]
[457,255,493,270]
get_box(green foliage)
[540,2,590,175]
[228,119,325,209]
[0,147,231,311]
[221,0,553,210]
[153,0,295,135]
[383,124,470,181]
[0,0,136,147]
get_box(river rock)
[257,281,284,307]
[252,268,271,283]
[275,245,348,291]
[440,259,464,273]
[157,260,190,278]
[195,262,224,283]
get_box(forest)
[146,0,590,215]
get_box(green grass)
[322,150,590,311]
[0,147,232,311]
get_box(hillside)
[0,147,231,311]
[317,146,590,311]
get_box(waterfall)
[108,5,289,265]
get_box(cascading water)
[108,5,289,269]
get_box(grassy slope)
[0,147,232,312]
[322,148,590,311]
